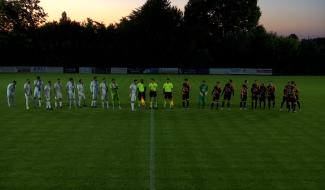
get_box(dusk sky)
[40,0,325,38]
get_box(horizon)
[40,0,325,39]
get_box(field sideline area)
[0,74,325,190]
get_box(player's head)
[216,81,220,85]
[57,78,60,82]
[229,79,233,83]
[291,81,295,85]
[26,79,30,83]
[244,80,248,84]
[48,81,51,84]
[140,79,144,83]
[184,78,188,82]
[37,76,40,80]
[269,81,273,86]
[94,76,97,80]
[112,78,116,83]
[166,78,170,83]
[134,79,138,84]
[79,79,82,83]
[69,78,73,81]
[13,80,17,85]
[102,78,106,82]
[202,80,206,83]
[151,78,155,82]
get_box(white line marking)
[149,110,156,190]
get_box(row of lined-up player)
[6,77,301,112]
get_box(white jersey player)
[77,79,86,107]
[100,79,109,109]
[54,79,63,109]
[129,80,138,111]
[24,79,32,110]
[66,78,76,109]
[7,81,17,108]
[44,81,52,110]
[34,76,43,107]
[90,77,99,108]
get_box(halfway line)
[149,110,156,190]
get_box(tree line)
[1,0,324,74]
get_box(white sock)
[26,97,29,109]
[38,100,41,107]
[131,102,135,111]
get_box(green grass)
[0,74,325,190]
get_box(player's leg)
[186,97,189,108]
[154,96,158,108]
[227,96,231,109]
[163,93,167,108]
[203,96,206,108]
[182,95,186,108]
[243,96,247,109]
[55,96,58,108]
[38,92,42,107]
[292,99,297,112]
[131,95,136,111]
[216,98,220,109]
[221,97,226,110]
[7,95,11,108]
[25,94,29,110]
[169,94,174,109]
[116,94,121,109]
[106,96,109,109]
[296,96,301,110]
[112,96,115,109]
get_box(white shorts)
[79,93,86,100]
[92,93,98,100]
[68,92,75,100]
[55,92,63,99]
[34,90,41,99]
[101,94,109,101]
[131,94,137,102]
[7,93,14,98]
[25,94,31,99]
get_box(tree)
[117,0,184,64]
[0,0,47,32]
[59,11,70,24]
[184,0,261,37]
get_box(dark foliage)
[0,0,324,74]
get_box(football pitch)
[0,74,325,190]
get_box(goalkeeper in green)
[199,80,208,108]
[110,78,122,110]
